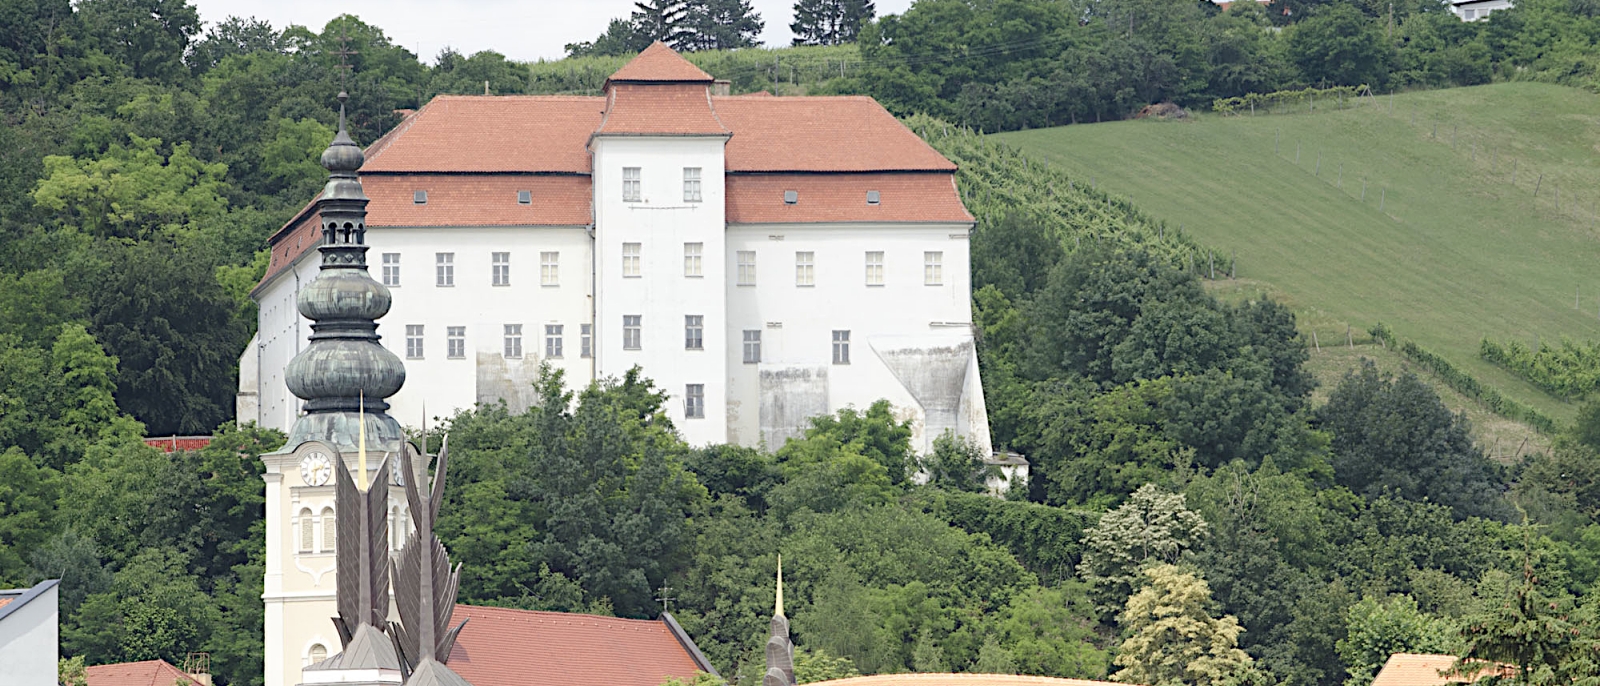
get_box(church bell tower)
[260,93,418,686]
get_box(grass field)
[996,83,1600,424]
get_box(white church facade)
[240,42,990,456]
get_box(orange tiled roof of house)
[446,605,711,686]
[1371,653,1506,686]
[595,82,729,137]
[808,675,1134,686]
[714,95,956,173]
[362,96,604,174]
[142,436,213,452]
[85,659,195,686]
[364,175,592,227]
[607,41,714,83]
[727,173,972,224]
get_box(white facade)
[0,580,59,686]
[1451,0,1512,20]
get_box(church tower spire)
[764,556,796,686]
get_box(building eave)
[0,579,58,623]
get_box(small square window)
[623,315,642,350]
[865,251,884,286]
[743,330,761,364]
[545,324,563,359]
[866,190,881,205]
[581,323,593,358]
[541,251,559,286]
[623,243,641,278]
[436,253,454,287]
[685,315,703,350]
[685,383,705,419]
[783,190,798,204]
[795,251,814,287]
[413,190,428,205]
[684,242,703,277]
[832,330,850,365]
[683,167,702,203]
[492,252,511,287]
[503,324,522,359]
[623,167,641,202]
[447,326,465,359]
[517,190,532,205]
[737,250,756,286]
[405,324,424,359]
[381,253,401,287]
[925,251,944,286]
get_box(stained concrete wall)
[759,365,829,449]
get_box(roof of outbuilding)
[445,605,710,686]
[84,660,195,686]
[1370,653,1506,686]
[607,41,715,83]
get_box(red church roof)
[85,659,196,686]
[447,605,713,686]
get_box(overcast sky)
[188,0,914,63]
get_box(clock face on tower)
[300,451,333,487]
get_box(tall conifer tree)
[790,0,874,46]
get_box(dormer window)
[517,190,532,205]
[866,190,881,205]
[783,190,798,205]
[413,190,428,205]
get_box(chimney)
[713,79,731,96]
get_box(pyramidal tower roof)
[607,41,714,83]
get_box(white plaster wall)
[593,136,729,446]
[0,583,57,686]
[724,223,984,454]
[254,256,323,434]
[1451,0,1512,20]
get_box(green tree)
[681,0,763,51]
[63,547,219,665]
[1113,564,1257,686]
[76,0,201,83]
[791,0,875,46]
[921,431,1000,493]
[565,18,653,58]
[1285,3,1393,87]
[32,134,231,240]
[991,583,1109,678]
[187,15,283,73]
[1080,484,1209,615]
[0,447,60,585]
[633,0,693,49]
[794,647,860,683]
[1338,595,1461,686]
[1451,538,1594,686]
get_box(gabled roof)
[362,96,604,174]
[84,660,194,686]
[809,676,1135,686]
[594,83,729,137]
[607,41,714,83]
[446,605,714,686]
[714,96,956,173]
[726,173,972,224]
[1371,653,1504,686]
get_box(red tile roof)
[595,83,728,137]
[1371,653,1507,686]
[85,660,195,686]
[714,96,956,173]
[362,96,604,174]
[727,173,973,224]
[608,41,714,83]
[142,436,214,453]
[365,175,591,227]
[447,605,707,686]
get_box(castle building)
[240,42,990,454]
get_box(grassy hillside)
[524,44,858,95]
[996,82,1600,424]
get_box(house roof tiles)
[1370,653,1505,686]
[595,83,729,137]
[726,173,972,224]
[607,41,714,83]
[714,95,956,173]
[446,605,706,686]
[85,659,194,686]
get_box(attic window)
[517,190,532,205]
[783,190,798,205]
[866,190,881,205]
[413,190,428,205]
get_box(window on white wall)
[685,383,705,418]
[623,167,641,202]
[492,252,511,286]
[832,330,850,364]
[623,243,641,277]
[504,324,523,359]
[581,324,593,358]
[447,326,465,359]
[865,251,884,286]
[321,507,336,553]
[381,253,400,286]
[308,644,328,666]
[795,251,814,287]
[684,242,703,277]
[405,325,424,359]
[743,330,761,363]
[436,252,454,287]
[623,315,642,350]
[541,251,559,286]
[683,167,702,202]
[925,251,944,286]
[737,250,757,286]
[299,508,313,553]
[545,324,563,358]
[685,315,703,350]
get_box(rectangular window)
[683,167,702,202]
[436,252,454,287]
[405,324,424,359]
[581,323,593,358]
[795,251,814,287]
[622,242,641,277]
[743,330,761,364]
[381,253,401,286]
[447,326,465,359]
[865,251,884,286]
[832,330,850,365]
[924,251,944,286]
[503,324,522,359]
[684,384,704,419]
[492,252,511,287]
[685,315,703,350]
[623,315,642,350]
[541,251,559,286]
[623,166,641,202]
[684,242,703,277]
[545,324,563,358]
[737,250,757,286]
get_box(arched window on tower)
[395,507,408,550]
[321,507,336,553]
[298,508,314,553]
[308,643,327,666]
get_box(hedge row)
[1369,323,1558,434]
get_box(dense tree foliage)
[566,0,762,56]
[791,0,875,46]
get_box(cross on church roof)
[655,584,675,614]
[333,27,358,91]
